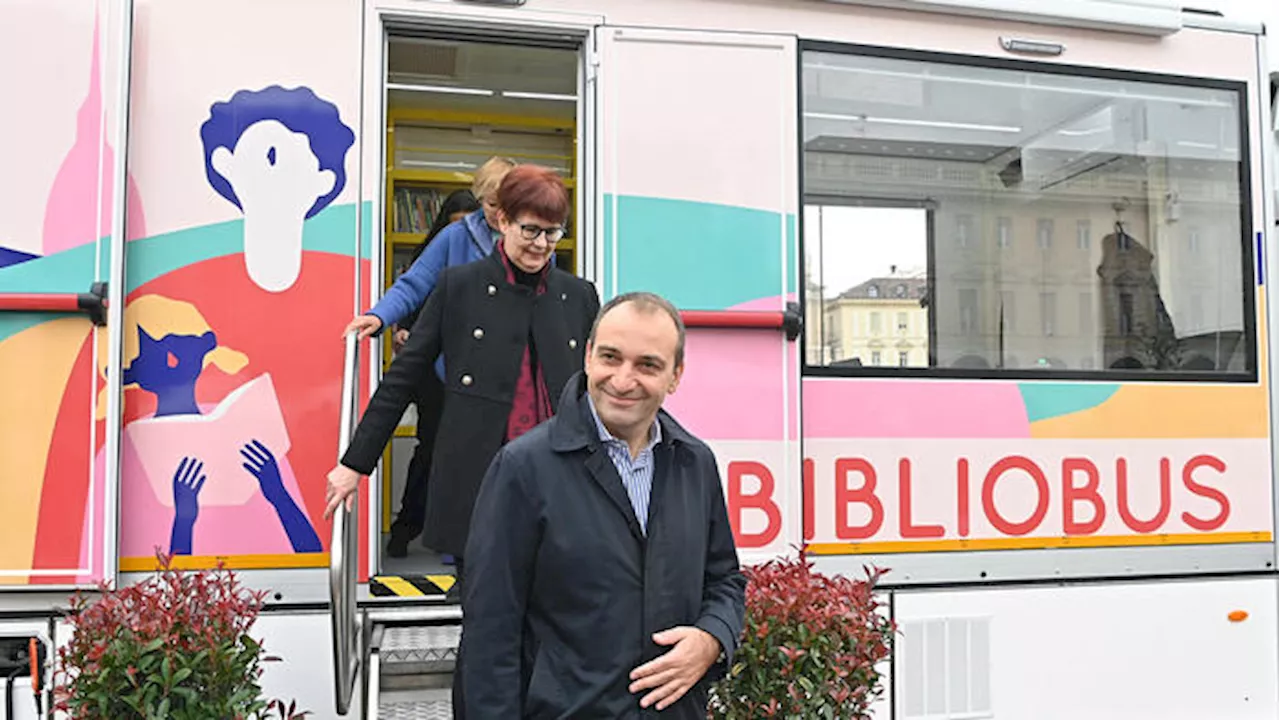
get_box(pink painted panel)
[663,328,792,442]
[803,377,1032,439]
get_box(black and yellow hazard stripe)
[370,574,457,597]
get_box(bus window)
[801,49,1254,379]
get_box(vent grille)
[388,42,459,79]
[900,616,993,719]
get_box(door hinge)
[584,32,601,82]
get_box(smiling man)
[461,291,746,719]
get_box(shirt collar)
[586,392,661,451]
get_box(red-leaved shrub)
[54,553,308,719]
[708,549,894,719]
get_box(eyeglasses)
[519,223,566,245]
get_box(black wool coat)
[342,250,601,556]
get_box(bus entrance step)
[381,624,460,666]
[378,688,452,719]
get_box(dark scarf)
[496,240,554,442]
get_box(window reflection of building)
[801,49,1250,376]
[822,269,929,367]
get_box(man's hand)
[343,314,382,340]
[393,327,410,353]
[628,627,721,711]
[324,465,361,519]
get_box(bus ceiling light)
[386,84,576,102]
[804,111,1022,134]
[387,82,494,96]
[401,160,475,170]
[503,91,578,101]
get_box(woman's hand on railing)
[324,464,361,519]
[343,314,382,341]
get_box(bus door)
[594,25,803,564]
[0,0,133,593]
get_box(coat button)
[487,285,496,296]
[473,327,484,340]
[461,374,473,386]
[561,293,567,301]
[569,338,577,349]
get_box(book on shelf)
[393,185,447,234]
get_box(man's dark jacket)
[461,371,746,719]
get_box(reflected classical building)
[820,267,929,367]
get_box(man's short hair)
[588,292,686,367]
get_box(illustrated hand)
[241,440,287,506]
[628,627,721,711]
[325,465,361,519]
[393,328,410,353]
[343,314,382,340]
[172,457,206,523]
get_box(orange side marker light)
[1228,610,1249,623]
[28,638,38,692]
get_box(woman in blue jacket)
[344,156,514,558]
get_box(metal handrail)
[679,301,803,341]
[330,332,361,715]
[0,282,109,326]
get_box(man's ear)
[210,147,234,180]
[668,363,684,394]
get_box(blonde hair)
[472,156,516,202]
[95,294,249,418]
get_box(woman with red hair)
[325,164,598,583]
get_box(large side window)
[801,48,1254,379]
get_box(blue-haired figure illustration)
[200,85,355,293]
[105,295,322,556]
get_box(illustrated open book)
[124,373,292,508]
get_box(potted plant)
[53,553,308,719]
[709,549,895,719]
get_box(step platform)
[378,688,452,719]
[381,624,460,666]
[377,625,458,717]
[370,574,456,598]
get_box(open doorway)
[377,32,583,587]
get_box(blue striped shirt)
[587,395,661,535]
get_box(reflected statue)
[1096,218,1181,370]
